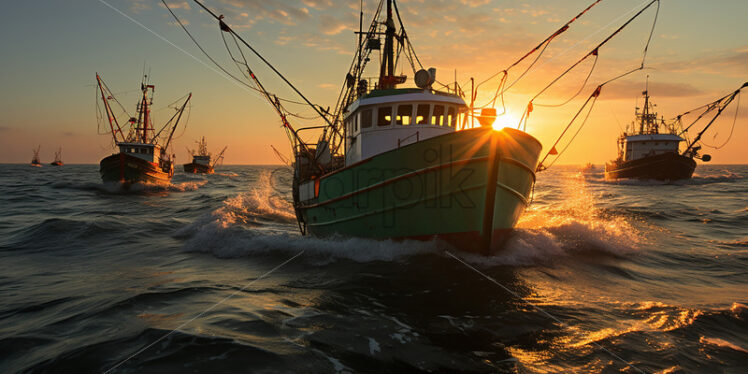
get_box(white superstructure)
[343,89,468,164]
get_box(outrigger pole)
[95,73,126,144]
[681,82,747,155]
[211,146,228,168]
[163,93,192,151]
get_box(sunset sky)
[0,0,745,165]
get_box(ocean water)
[0,163,746,373]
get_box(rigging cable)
[162,0,310,107]
[473,0,605,110]
[700,90,740,149]
[189,0,337,130]
[537,87,600,171]
[534,52,599,108]
[520,0,660,130]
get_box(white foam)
[178,170,438,262]
[465,173,641,266]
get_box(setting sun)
[493,111,522,131]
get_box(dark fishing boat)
[183,137,226,174]
[605,86,696,181]
[50,147,63,166]
[30,146,42,167]
[95,73,191,185]
[605,81,746,181]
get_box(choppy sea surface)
[0,163,746,373]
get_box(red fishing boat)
[95,73,191,185]
[183,137,226,174]
[30,146,42,167]
[50,147,64,166]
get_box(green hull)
[100,153,173,185]
[295,127,542,254]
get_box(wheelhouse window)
[431,105,444,126]
[396,105,412,125]
[378,106,392,127]
[354,113,359,132]
[416,104,429,125]
[447,106,456,127]
[361,109,373,128]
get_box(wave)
[465,174,641,266]
[51,180,208,194]
[599,171,742,186]
[177,170,644,266]
[1,218,121,251]
[176,170,437,263]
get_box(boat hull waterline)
[605,152,696,181]
[100,153,173,185]
[296,127,542,254]
[183,163,214,174]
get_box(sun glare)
[492,112,521,131]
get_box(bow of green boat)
[294,126,541,254]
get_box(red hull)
[100,153,173,185]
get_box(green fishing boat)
[177,0,542,254]
[287,0,541,254]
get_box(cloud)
[319,14,348,35]
[655,47,748,77]
[129,0,151,13]
[598,80,706,100]
[162,1,190,10]
[217,0,311,25]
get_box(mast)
[142,85,149,142]
[378,0,397,89]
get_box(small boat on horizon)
[183,137,226,174]
[51,147,64,166]
[95,73,191,185]
[30,146,42,167]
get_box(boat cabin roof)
[346,89,466,116]
[624,134,683,142]
[117,142,160,148]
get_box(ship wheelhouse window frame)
[415,104,429,125]
[396,104,413,125]
[361,108,373,128]
[378,106,393,127]
[447,106,456,127]
[431,105,445,126]
[354,113,359,132]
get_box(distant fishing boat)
[50,147,63,166]
[581,163,596,173]
[95,73,191,185]
[605,84,697,180]
[30,146,42,167]
[605,81,746,181]
[183,137,226,174]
